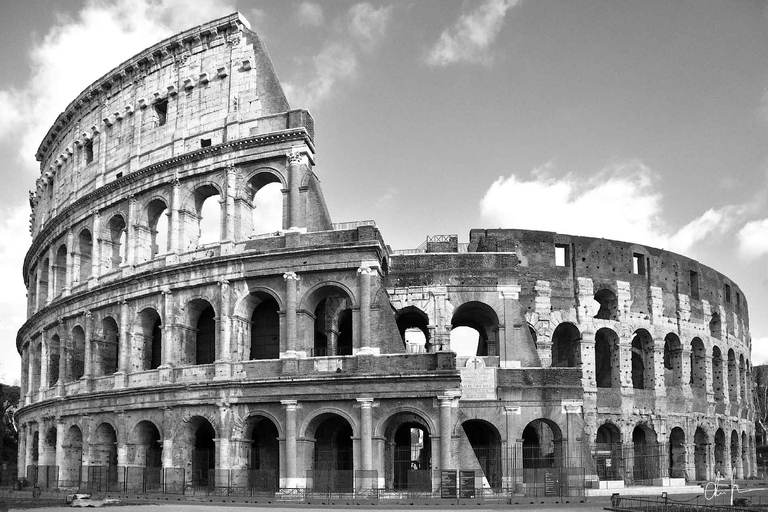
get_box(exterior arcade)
[16,12,754,497]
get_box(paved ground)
[8,504,612,512]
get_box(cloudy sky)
[2,0,768,383]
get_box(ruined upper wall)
[390,228,750,337]
[29,12,308,236]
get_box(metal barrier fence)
[608,495,768,512]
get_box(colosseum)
[15,12,755,499]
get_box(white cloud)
[2,0,234,175]
[297,2,324,27]
[0,206,34,385]
[348,3,393,50]
[752,337,768,365]
[737,218,768,260]
[425,0,519,67]
[283,2,392,108]
[480,160,745,256]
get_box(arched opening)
[251,298,280,360]
[191,419,216,488]
[631,425,659,483]
[714,428,725,477]
[690,338,706,390]
[40,427,57,486]
[740,355,747,405]
[48,334,60,387]
[147,199,169,259]
[383,412,432,491]
[70,326,85,381]
[247,173,283,235]
[451,301,499,357]
[134,308,162,371]
[89,423,118,491]
[728,349,738,402]
[186,300,216,365]
[712,347,724,402]
[594,289,618,320]
[694,427,709,481]
[631,329,654,390]
[30,342,42,393]
[107,215,127,270]
[450,326,481,356]
[54,245,67,297]
[133,421,162,491]
[709,313,722,339]
[246,416,279,491]
[663,333,682,388]
[40,258,50,305]
[311,415,354,492]
[595,328,620,388]
[98,317,119,376]
[308,287,353,357]
[551,322,581,368]
[395,306,430,352]
[31,430,39,465]
[730,430,740,478]
[669,427,686,478]
[461,420,502,489]
[742,431,749,479]
[195,185,221,246]
[29,267,38,313]
[521,419,563,472]
[78,229,92,284]
[595,423,622,481]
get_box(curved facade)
[16,12,754,496]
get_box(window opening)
[555,244,569,267]
[200,138,211,148]
[84,139,94,164]
[690,271,699,300]
[632,253,646,275]
[115,172,123,179]
[725,284,731,304]
[154,99,168,126]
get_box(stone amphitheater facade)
[15,12,755,496]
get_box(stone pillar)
[357,398,373,471]
[64,228,74,295]
[282,400,299,488]
[169,177,181,255]
[18,423,27,478]
[54,418,66,478]
[161,289,174,366]
[46,252,54,305]
[283,272,299,356]
[91,211,101,282]
[357,266,376,353]
[653,343,666,396]
[224,163,237,242]
[39,330,49,398]
[580,329,596,389]
[27,342,37,404]
[57,326,67,396]
[118,300,131,375]
[287,151,306,230]
[680,347,692,395]
[83,311,93,380]
[126,195,137,267]
[439,395,454,469]
[20,347,28,405]
[218,280,231,362]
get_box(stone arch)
[742,430,749,478]
[461,419,503,489]
[132,307,162,371]
[374,406,437,440]
[145,197,170,261]
[191,182,224,247]
[451,301,500,357]
[301,283,356,357]
[709,312,722,339]
[712,346,724,402]
[305,411,356,492]
[595,327,620,388]
[663,333,682,387]
[727,349,738,402]
[54,243,67,297]
[730,429,740,478]
[183,415,217,487]
[131,420,163,476]
[595,422,622,481]
[92,422,119,488]
[48,333,61,387]
[669,426,686,478]
[301,407,359,440]
[39,256,50,305]
[70,325,86,381]
[714,428,726,477]
[61,425,83,487]
[631,423,660,483]
[690,337,706,390]
[244,168,285,236]
[77,228,93,284]
[594,288,618,321]
[631,329,655,390]
[551,322,581,368]
[184,298,217,365]
[521,418,564,470]
[694,426,709,480]
[381,410,433,490]
[242,414,281,491]
[106,214,127,270]
[97,316,119,376]
[395,306,430,353]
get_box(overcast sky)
[2,0,768,383]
